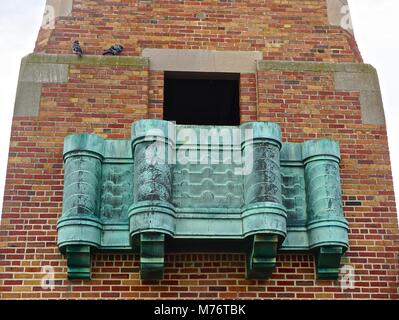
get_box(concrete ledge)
[335,70,380,92]
[142,49,262,73]
[14,82,43,117]
[24,53,149,67]
[14,57,69,117]
[359,90,385,125]
[335,68,385,125]
[20,63,68,83]
[257,60,374,73]
[257,60,385,126]
[13,53,149,117]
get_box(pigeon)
[103,44,124,56]
[72,40,83,57]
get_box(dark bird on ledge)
[103,44,124,56]
[72,40,83,57]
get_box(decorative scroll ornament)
[58,120,349,280]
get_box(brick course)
[35,0,362,63]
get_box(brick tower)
[1,0,398,299]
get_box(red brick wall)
[35,0,362,63]
[256,68,399,298]
[148,71,164,119]
[1,0,398,299]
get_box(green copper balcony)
[57,120,349,281]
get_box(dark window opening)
[163,71,240,126]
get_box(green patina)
[57,120,349,281]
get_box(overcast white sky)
[0,1,398,217]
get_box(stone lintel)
[142,48,262,73]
